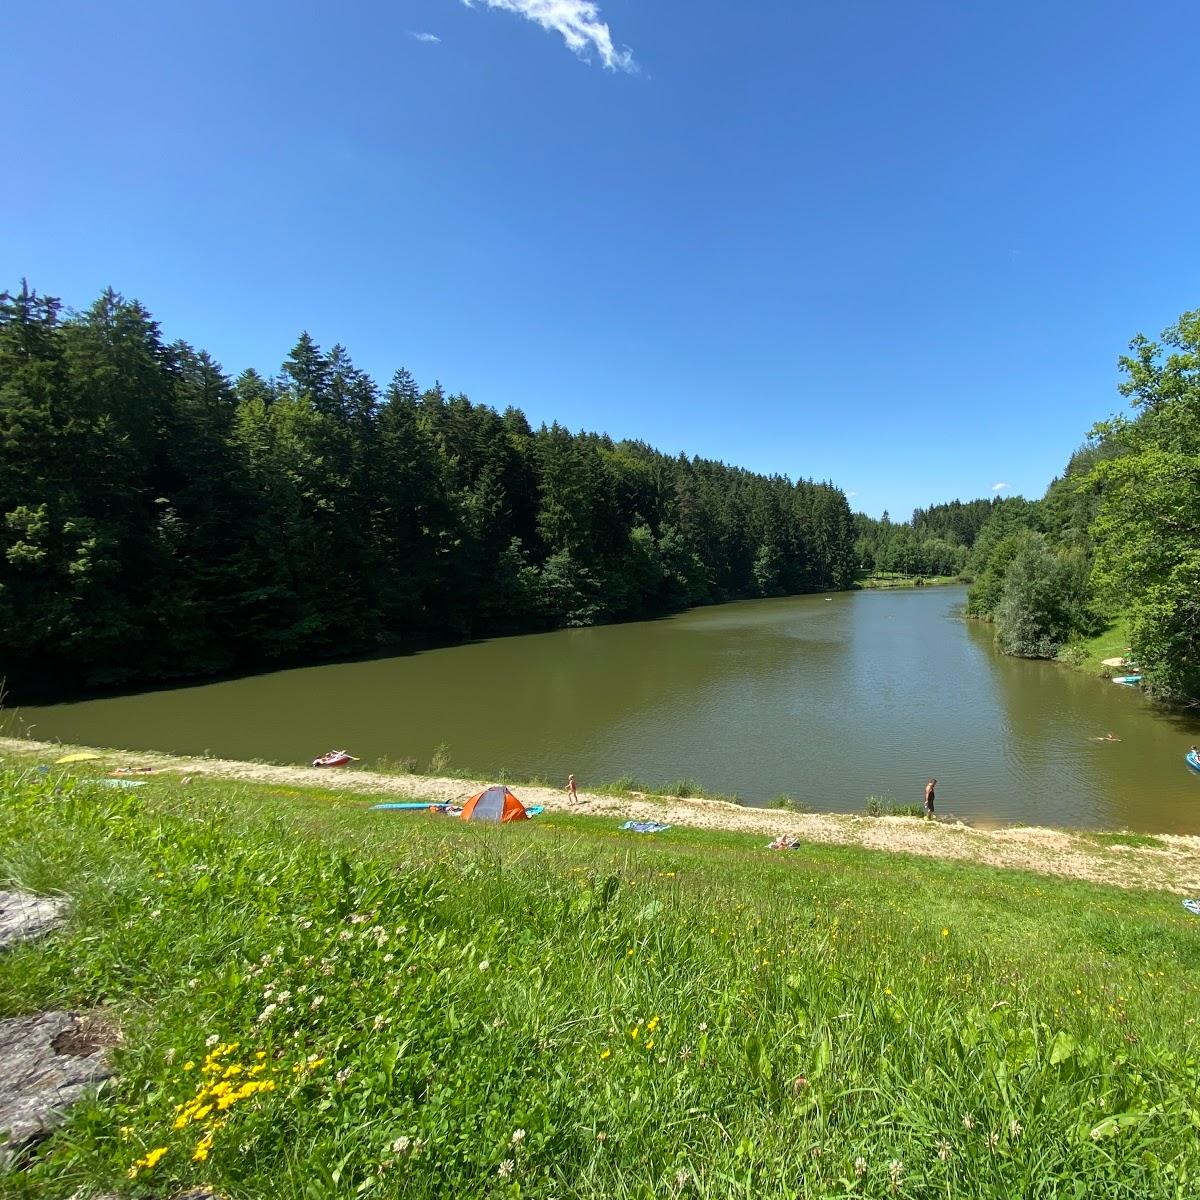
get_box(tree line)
[0,284,857,701]
[963,309,1199,705]
[853,497,1003,579]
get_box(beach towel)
[620,820,671,833]
[99,778,146,789]
[768,834,802,850]
[1183,899,1200,916]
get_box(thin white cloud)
[461,0,635,71]
[846,490,859,498]
[411,31,442,43]
[991,482,1010,492]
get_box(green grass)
[3,766,1200,1198]
[856,573,964,590]
[1060,615,1133,677]
[1084,831,1166,851]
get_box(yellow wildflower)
[193,1132,215,1162]
[941,928,949,938]
[600,1048,611,1060]
[645,1039,654,1050]
[128,1146,168,1178]
[630,1026,640,1040]
[182,1060,195,1071]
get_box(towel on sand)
[621,820,671,834]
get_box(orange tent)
[460,785,528,823]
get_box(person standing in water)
[566,773,578,802]
[924,778,936,819]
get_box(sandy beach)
[3,736,1199,895]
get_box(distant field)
[3,766,1199,1198]
[856,572,963,589]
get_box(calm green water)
[8,587,1200,832]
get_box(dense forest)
[0,284,857,701]
[961,309,1199,706]
[853,497,1003,578]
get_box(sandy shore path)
[3,736,1199,895]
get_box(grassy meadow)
[2,765,1200,1198]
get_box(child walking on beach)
[566,773,578,802]
[924,778,936,819]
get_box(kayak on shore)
[1112,675,1143,686]
[1187,750,1200,773]
[312,750,357,768]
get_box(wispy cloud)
[411,31,442,43]
[461,0,635,71]
[991,482,1010,492]
[846,490,859,498]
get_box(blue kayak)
[1187,750,1200,773]
[1112,675,1143,686]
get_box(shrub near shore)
[2,769,1200,1198]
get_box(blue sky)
[3,0,1198,519]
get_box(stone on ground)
[0,1010,115,1168]
[0,890,68,951]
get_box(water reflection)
[9,587,1200,832]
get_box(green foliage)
[1085,312,1200,703]
[6,767,1200,1198]
[993,534,1097,659]
[0,284,859,700]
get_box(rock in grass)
[0,1011,116,1168]
[0,891,68,951]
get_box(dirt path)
[4,736,1199,895]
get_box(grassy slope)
[856,573,962,589]
[2,768,1199,1199]
[1066,615,1134,677]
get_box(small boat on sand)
[1187,750,1200,773]
[312,750,358,768]
[1112,675,1143,686]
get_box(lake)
[8,586,1200,832]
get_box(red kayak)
[312,750,357,768]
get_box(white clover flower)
[498,1158,515,1179]
[936,1139,951,1162]
[962,1113,975,1130]
[511,1129,526,1146]
[888,1160,904,1184]
[310,995,325,1011]
[205,1034,219,1048]
[392,1136,412,1155]
[986,1131,999,1152]
[478,959,490,972]
[854,1156,867,1177]
[256,1003,278,1024]
[1009,1119,1023,1140]
[336,1067,353,1084]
